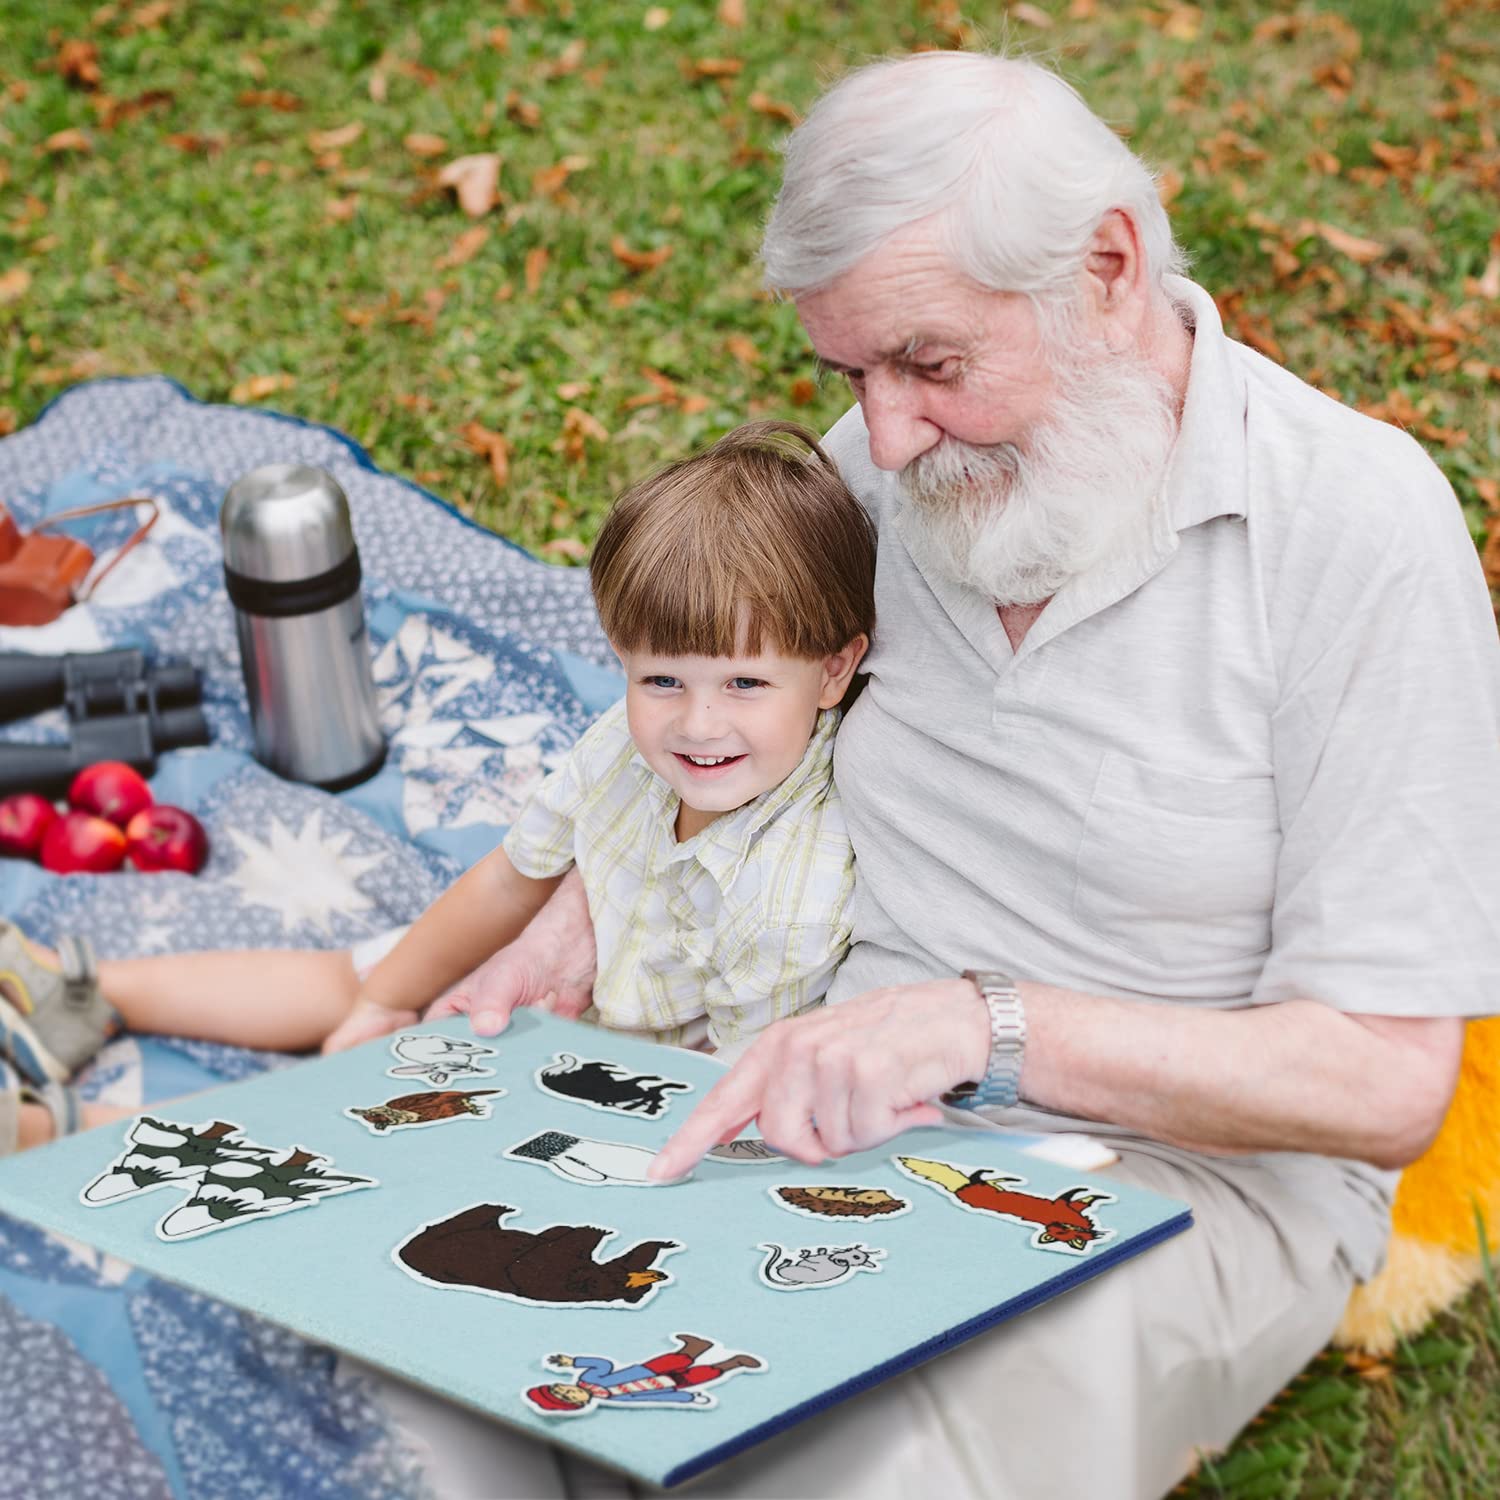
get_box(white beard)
[899,346,1180,607]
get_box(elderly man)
[359,50,1500,1500]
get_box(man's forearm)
[1016,981,1464,1169]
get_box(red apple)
[40,810,128,874]
[125,804,209,874]
[69,761,154,828]
[0,793,59,858]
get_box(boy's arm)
[322,848,561,1052]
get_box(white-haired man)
[364,52,1500,1499]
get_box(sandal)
[0,1056,83,1155]
[0,924,118,1086]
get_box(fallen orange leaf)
[438,153,502,218]
[166,133,224,156]
[488,25,511,51]
[307,121,363,152]
[125,0,172,30]
[691,57,744,79]
[506,91,542,129]
[52,39,102,90]
[1156,166,1184,206]
[230,373,297,403]
[42,128,92,154]
[747,92,800,126]
[437,224,490,268]
[556,381,591,400]
[0,409,14,437]
[459,420,511,488]
[557,407,610,465]
[525,246,549,294]
[725,333,761,365]
[540,537,588,560]
[404,132,448,158]
[719,0,746,24]
[644,7,671,29]
[610,235,673,273]
[789,377,816,406]
[325,195,359,222]
[532,155,590,198]
[1011,2,1054,27]
[1312,221,1385,264]
[238,88,301,111]
[0,268,31,304]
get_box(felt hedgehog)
[1336,1017,1500,1354]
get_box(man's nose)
[860,371,941,472]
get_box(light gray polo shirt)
[823,276,1500,1278]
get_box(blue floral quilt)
[0,377,620,1499]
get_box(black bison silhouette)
[536,1053,693,1118]
[395,1203,678,1306]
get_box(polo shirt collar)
[641,706,840,890]
[1159,275,1250,532]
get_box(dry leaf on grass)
[307,121,363,152]
[42,129,92,155]
[1311,221,1385,264]
[459,421,512,488]
[644,7,671,29]
[1010,3,1054,27]
[325,195,359,222]
[238,89,301,111]
[52,40,102,89]
[789,378,817,406]
[0,268,31,304]
[540,537,587,560]
[747,92,800,126]
[689,57,744,80]
[0,409,15,437]
[532,155,590,198]
[725,333,760,365]
[556,407,610,465]
[719,0,746,24]
[437,225,490,268]
[506,91,542,129]
[610,235,673,273]
[438,153,501,218]
[404,132,448,158]
[230,373,297,403]
[525,246,549,294]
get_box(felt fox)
[896,1156,1113,1252]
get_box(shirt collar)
[648,706,840,891]
[1159,275,1250,532]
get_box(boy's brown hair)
[589,420,876,660]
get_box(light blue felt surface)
[0,1009,1191,1489]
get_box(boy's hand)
[423,869,596,1037]
[321,996,419,1055]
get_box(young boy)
[0,419,875,1150]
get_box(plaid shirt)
[503,699,853,1053]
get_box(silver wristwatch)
[942,970,1026,1110]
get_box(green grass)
[3,1,1500,1492]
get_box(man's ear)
[1083,209,1150,346]
[817,634,869,709]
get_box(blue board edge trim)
[663,1206,1196,1490]
[27,375,540,562]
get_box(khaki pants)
[343,1137,1361,1500]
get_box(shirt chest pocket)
[1071,752,1279,972]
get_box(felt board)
[0,1011,1192,1489]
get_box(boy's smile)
[618,639,866,842]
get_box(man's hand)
[321,996,419,1055]
[648,979,990,1180]
[423,868,597,1037]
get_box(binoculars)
[0,647,211,798]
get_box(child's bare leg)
[96,949,363,1052]
[17,1098,133,1149]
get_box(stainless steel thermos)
[220,464,385,788]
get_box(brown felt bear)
[396,1202,678,1306]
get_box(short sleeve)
[1254,473,1500,1017]
[502,749,583,879]
[705,920,850,1057]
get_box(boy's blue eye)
[644,675,680,689]
[730,677,765,691]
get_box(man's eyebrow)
[814,336,960,379]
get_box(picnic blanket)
[0,377,621,1499]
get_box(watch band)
[942,970,1026,1110]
